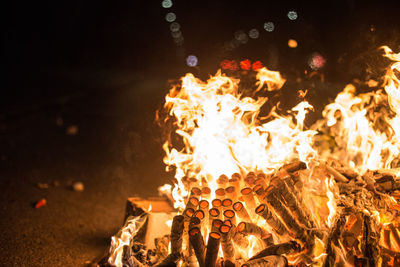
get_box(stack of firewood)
[100,160,400,267]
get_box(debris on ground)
[36,182,49,189]
[72,181,84,192]
[66,125,79,136]
[34,198,47,209]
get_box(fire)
[163,69,317,209]
[107,46,400,266]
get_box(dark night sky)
[3,0,400,101]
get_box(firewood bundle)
[102,160,400,267]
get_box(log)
[219,224,236,261]
[190,187,202,197]
[233,201,252,222]
[204,232,221,267]
[255,204,287,236]
[225,186,237,202]
[389,223,400,250]
[156,215,184,267]
[217,174,230,187]
[264,186,307,241]
[322,213,346,267]
[223,210,236,225]
[170,215,185,255]
[222,198,233,211]
[216,188,226,199]
[212,199,222,208]
[253,184,266,203]
[280,160,307,173]
[211,219,223,233]
[186,196,199,210]
[241,187,257,210]
[189,227,206,267]
[242,255,288,267]
[237,222,269,240]
[248,241,301,261]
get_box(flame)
[163,70,316,209]
[106,45,400,266]
[325,176,337,227]
[108,214,147,267]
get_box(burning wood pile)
[99,46,400,267]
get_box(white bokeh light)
[263,22,275,32]
[186,55,198,67]
[165,12,176,22]
[248,29,259,39]
[287,11,298,20]
[170,22,180,32]
[161,0,173,8]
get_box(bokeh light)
[240,59,251,70]
[170,22,180,32]
[248,29,259,39]
[165,12,176,22]
[161,0,173,8]
[287,11,298,20]
[171,30,182,38]
[252,60,263,71]
[263,22,275,32]
[288,39,298,48]
[234,30,248,44]
[173,36,184,45]
[186,55,198,67]
[308,52,326,70]
[220,60,239,71]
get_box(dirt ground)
[0,68,177,266]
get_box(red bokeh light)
[240,59,251,70]
[252,60,263,71]
[220,60,239,71]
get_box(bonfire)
[103,46,400,267]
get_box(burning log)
[255,204,287,236]
[255,173,269,189]
[242,255,288,267]
[383,227,391,249]
[216,188,226,199]
[156,215,184,267]
[229,175,240,188]
[217,174,230,187]
[233,201,252,222]
[264,185,307,241]
[201,186,211,199]
[204,232,221,267]
[190,187,202,197]
[253,184,266,203]
[321,163,349,183]
[270,176,322,239]
[209,209,222,230]
[189,227,206,267]
[219,224,236,261]
[225,186,237,201]
[237,222,269,241]
[280,160,307,173]
[388,223,400,250]
[222,198,233,211]
[223,209,236,225]
[363,215,379,267]
[186,196,199,210]
[212,199,222,209]
[249,241,301,261]
[241,187,257,210]
[322,213,346,267]
[245,173,256,186]
[211,219,223,233]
